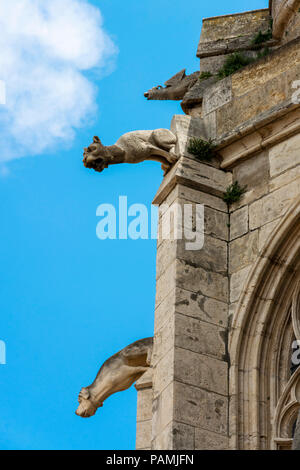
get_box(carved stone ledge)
[153,156,232,206]
[135,368,153,391]
[198,36,279,59]
[197,9,271,59]
[217,105,300,169]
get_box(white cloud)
[0,0,117,164]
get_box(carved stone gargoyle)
[83,129,178,175]
[75,338,153,418]
[144,69,200,101]
[144,69,218,114]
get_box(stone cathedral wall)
[136,2,300,450]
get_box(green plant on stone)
[269,18,273,30]
[223,181,247,205]
[218,53,254,79]
[187,137,216,161]
[252,29,272,45]
[199,71,213,81]
[256,47,270,59]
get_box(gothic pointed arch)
[229,198,300,449]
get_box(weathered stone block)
[269,165,300,193]
[174,313,226,361]
[180,158,229,193]
[205,9,269,41]
[170,115,202,140]
[170,114,221,162]
[177,185,228,213]
[217,74,287,137]
[200,55,229,74]
[152,316,175,368]
[156,186,179,217]
[231,40,300,97]
[174,381,228,434]
[204,206,229,241]
[228,302,238,327]
[154,288,176,332]
[229,231,258,273]
[258,219,280,251]
[229,184,267,213]
[174,347,228,396]
[158,199,184,248]
[230,205,249,240]
[137,388,153,422]
[136,420,152,450]
[195,428,229,450]
[230,265,252,303]
[135,368,153,391]
[177,234,228,276]
[176,259,228,302]
[156,239,177,280]
[269,134,300,177]
[153,421,195,450]
[232,151,269,189]
[152,347,174,398]
[203,77,232,116]
[157,188,229,246]
[153,153,232,206]
[155,261,177,307]
[172,422,195,450]
[269,135,300,177]
[152,382,174,438]
[249,180,299,230]
[174,287,228,328]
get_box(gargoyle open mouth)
[83,153,107,173]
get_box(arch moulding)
[229,198,300,450]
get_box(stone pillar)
[135,369,153,450]
[151,141,232,449]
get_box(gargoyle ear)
[164,69,186,87]
[93,136,102,144]
[79,388,90,400]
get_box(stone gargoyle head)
[75,387,101,418]
[144,69,198,101]
[83,136,111,173]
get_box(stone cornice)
[153,155,231,206]
[197,9,271,59]
[217,103,300,169]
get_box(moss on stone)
[223,181,247,205]
[187,138,216,161]
[218,53,254,79]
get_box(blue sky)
[0,0,267,450]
